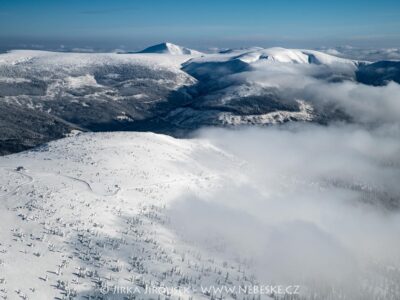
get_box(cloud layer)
[169,123,400,299]
[167,57,400,298]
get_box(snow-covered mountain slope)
[0,50,197,154]
[0,132,260,300]
[1,130,400,300]
[1,45,399,155]
[162,100,313,128]
[139,42,203,56]
[0,102,78,155]
[176,47,361,129]
[188,47,358,66]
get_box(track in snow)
[0,167,34,199]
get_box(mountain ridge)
[0,44,399,155]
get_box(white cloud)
[168,123,400,298]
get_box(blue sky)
[1,0,400,50]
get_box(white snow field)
[1,128,400,300]
[0,132,262,300]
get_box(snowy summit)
[138,42,202,55]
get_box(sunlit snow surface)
[1,127,400,300]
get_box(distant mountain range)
[0,42,399,155]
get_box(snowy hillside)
[0,49,196,154]
[0,132,252,300]
[1,129,400,300]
